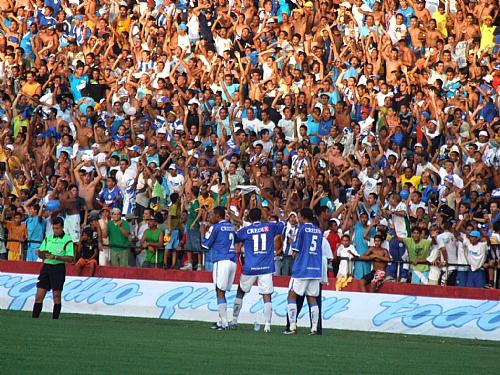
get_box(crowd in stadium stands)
[0,0,498,289]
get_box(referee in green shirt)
[32,217,74,319]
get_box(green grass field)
[1,310,498,375]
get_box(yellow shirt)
[21,81,41,97]
[480,24,496,52]
[116,16,131,35]
[432,12,448,38]
[401,175,421,189]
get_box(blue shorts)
[455,270,468,287]
[466,270,486,288]
[166,229,180,250]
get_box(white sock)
[217,297,228,327]
[232,297,243,323]
[310,303,319,331]
[263,301,272,326]
[288,301,297,330]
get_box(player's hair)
[341,234,350,240]
[213,206,226,219]
[299,207,314,222]
[248,208,262,222]
[52,216,64,227]
[374,235,383,241]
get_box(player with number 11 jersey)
[232,208,284,332]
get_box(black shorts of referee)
[37,263,66,291]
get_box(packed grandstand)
[0,0,498,289]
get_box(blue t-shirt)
[236,221,285,275]
[69,74,89,101]
[318,118,333,136]
[291,222,323,279]
[306,115,320,145]
[202,220,237,263]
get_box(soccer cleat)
[228,321,238,329]
[264,324,271,333]
[180,263,193,271]
[196,264,203,271]
[484,283,493,289]
[217,326,228,331]
[282,329,296,335]
[210,322,221,330]
[309,330,319,336]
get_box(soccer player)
[286,207,323,335]
[201,206,237,330]
[32,217,74,319]
[232,208,284,332]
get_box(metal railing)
[2,239,498,288]
[340,256,499,289]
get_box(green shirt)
[168,204,182,230]
[144,227,163,264]
[108,220,131,252]
[403,238,432,272]
[40,234,74,265]
[211,192,227,208]
[186,199,200,229]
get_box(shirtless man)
[408,16,425,52]
[461,13,480,41]
[71,107,93,149]
[383,48,402,85]
[74,161,103,210]
[359,235,391,292]
[425,19,443,48]
[256,164,278,205]
[414,0,431,27]
[327,143,349,170]
[60,183,88,243]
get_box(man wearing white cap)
[167,164,184,194]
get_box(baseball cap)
[479,130,489,137]
[5,144,14,151]
[414,143,423,149]
[168,163,176,170]
[111,207,121,215]
[137,134,146,140]
[379,218,389,227]
[469,231,481,238]
[128,145,141,153]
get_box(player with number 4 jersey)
[201,206,237,330]
[232,208,284,332]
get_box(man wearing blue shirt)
[201,206,237,330]
[285,207,323,335]
[232,208,284,332]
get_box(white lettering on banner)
[1,273,499,340]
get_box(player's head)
[213,206,226,222]
[298,207,314,224]
[248,208,262,223]
[52,216,64,236]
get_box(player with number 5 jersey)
[232,208,284,332]
[201,206,236,330]
[286,207,323,336]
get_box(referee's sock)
[53,304,62,319]
[32,303,43,318]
